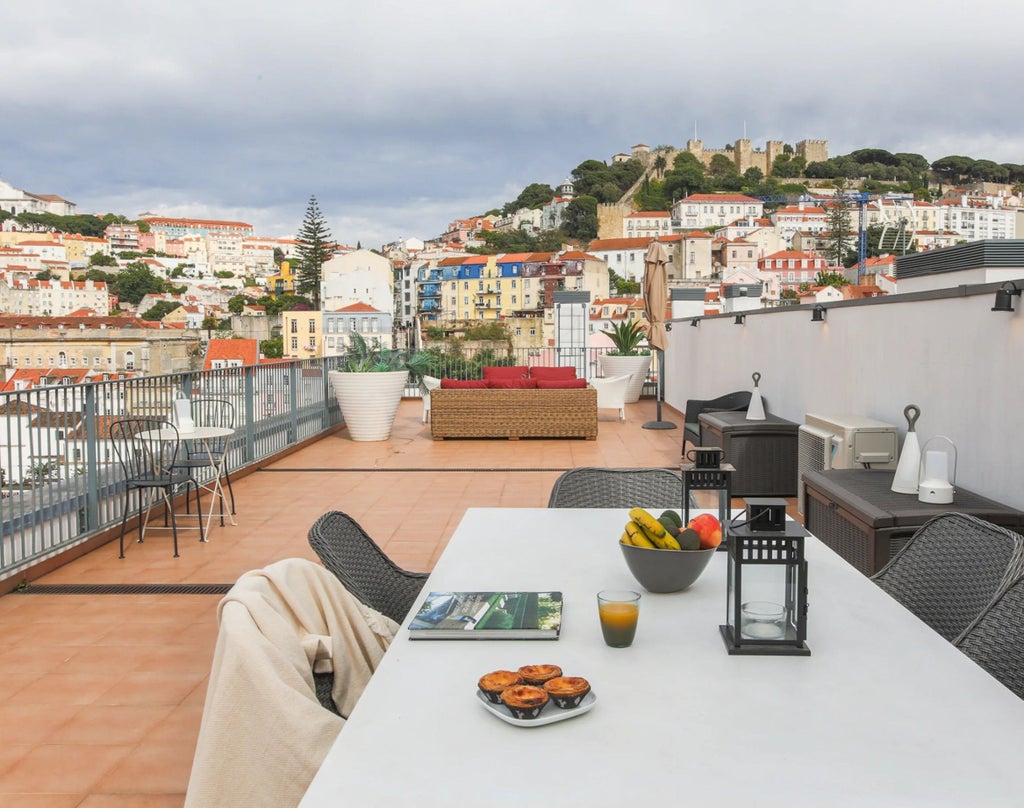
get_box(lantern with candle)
[917,436,956,505]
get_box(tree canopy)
[294,195,333,309]
[141,300,182,321]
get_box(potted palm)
[329,333,430,441]
[599,319,652,404]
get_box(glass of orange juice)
[597,590,641,647]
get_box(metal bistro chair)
[308,511,430,625]
[110,417,204,558]
[175,397,237,518]
[547,467,695,510]
[871,512,1024,641]
[954,574,1024,699]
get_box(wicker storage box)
[697,410,798,496]
[430,387,598,440]
[802,469,1024,576]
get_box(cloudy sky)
[3,1,1022,247]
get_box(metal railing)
[0,357,342,584]
[0,345,654,583]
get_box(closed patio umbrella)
[641,240,676,430]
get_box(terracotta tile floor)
[0,398,761,805]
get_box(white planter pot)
[329,370,409,441]
[599,354,652,404]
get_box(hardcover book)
[408,591,562,640]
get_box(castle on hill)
[615,137,828,177]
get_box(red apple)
[686,514,722,549]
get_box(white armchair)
[590,374,631,421]
[421,376,442,424]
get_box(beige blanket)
[185,558,399,808]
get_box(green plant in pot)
[599,319,652,404]
[330,333,431,441]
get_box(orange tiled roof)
[332,302,383,313]
[587,237,652,251]
[204,339,258,369]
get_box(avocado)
[677,527,701,550]
[658,516,681,537]
[659,509,683,529]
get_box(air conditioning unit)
[797,414,900,515]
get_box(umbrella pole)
[642,349,677,430]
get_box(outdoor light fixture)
[691,318,700,327]
[811,305,826,322]
[918,435,956,505]
[682,448,733,547]
[991,281,1021,312]
[665,321,673,332]
[745,372,765,421]
[734,313,746,325]
[721,498,810,656]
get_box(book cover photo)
[408,591,563,640]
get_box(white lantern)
[917,436,956,505]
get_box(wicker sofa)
[429,387,598,440]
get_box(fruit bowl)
[619,543,716,593]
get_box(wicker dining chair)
[871,512,1024,641]
[308,510,430,624]
[547,467,692,510]
[954,574,1024,699]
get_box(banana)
[624,521,656,548]
[620,530,633,546]
[659,532,683,551]
[629,508,666,541]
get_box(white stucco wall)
[663,279,1024,510]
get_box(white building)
[321,248,394,314]
[623,211,671,239]
[0,178,76,217]
[671,194,764,230]
[0,276,110,316]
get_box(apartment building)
[757,250,829,293]
[0,315,199,375]
[322,302,392,357]
[281,310,323,360]
[0,275,110,316]
[771,204,828,247]
[0,177,76,216]
[623,211,671,239]
[672,193,765,230]
[139,215,254,239]
[321,249,393,314]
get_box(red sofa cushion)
[487,378,538,389]
[482,365,528,380]
[440,378,489,389]
[529,366,576,380]
[535,378,588,389]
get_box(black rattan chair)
[547,467,691,510]
[109,417,204,558]
[308,511,429,624]
[871,513,1024,641]
[955,575,1024,699]
[682,390,753,450]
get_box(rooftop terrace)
[0,396,690,805]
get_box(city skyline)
[3,0,1022,247]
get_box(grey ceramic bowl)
[620,543,716,593]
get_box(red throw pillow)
[487,378,538,389]
[482,365,528,380]
[529,366,576,380]
[440,378,489,389]
[535,378,588,389]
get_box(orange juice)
[599,602,639,647]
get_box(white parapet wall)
[664,281,1024,511]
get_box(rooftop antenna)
[743,120,747,139]
[694,120,698,141]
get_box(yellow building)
[266,260,296,297]
[281,309,322,359]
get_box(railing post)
[243,366,256,463]
[289,362,299,443]
[83,383,99,532]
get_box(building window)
[291,337,298,349]
[308,319,315,333]
[290,320,297,333]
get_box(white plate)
[476,689,597,727]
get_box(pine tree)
[295,195,334,309]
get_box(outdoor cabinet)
[698,411,799,497]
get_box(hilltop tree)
[561,195,599,240]
[142,300,182,321]
[110,261,167,305]
[504,183,555,213]
[295,195,333,309]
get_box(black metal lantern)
[720,498,810,656]
[681,449,733,548]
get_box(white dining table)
[138,425,236,536]
[299,508,1024,807]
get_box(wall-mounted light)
[734,313,746,325]
[691,318,700,327]
[811,304,826,323]
[665,321,673,332]
[991,281,1021,313]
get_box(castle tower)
[796,139,829,165]
[734,139,752,174]
[686,139,704,166]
